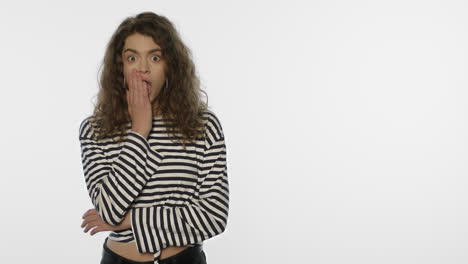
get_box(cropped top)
[78,110,229,264]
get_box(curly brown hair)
[89,11,209,149]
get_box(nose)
[138,59,150,74]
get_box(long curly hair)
[90,11,209,149]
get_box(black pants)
[101,237,207,264]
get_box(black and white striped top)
[78,110,229,264]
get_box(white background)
[0,0,467,263]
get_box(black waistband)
[102,237,203,264]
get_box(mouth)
[142,80,152,86]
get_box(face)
[121,32,166,105]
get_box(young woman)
[78,12,229,264]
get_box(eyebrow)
[123,48,162,54]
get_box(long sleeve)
[79,117,165,226]
[130,116,229,258]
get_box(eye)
[127,55,136,62]
[151,55,160,62]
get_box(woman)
[78,12,229,264]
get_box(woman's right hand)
[126,69,153,138]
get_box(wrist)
[113,211,132,231]
[124,211,132,229]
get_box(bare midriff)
[106,239,190,262]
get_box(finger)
[139,75,146,103]
[130,71,136,107]
[83,222,91,233]
[126,77,131,104]
[86,219,100,232]
[81,215,98,228]
[138,73,146,99]
[127,90,131,116]
[82,208,94,219]
[82,209,90,218]
[133,71,139,93]
[136,72,143,104]
[88,225,97,235]
[129,70,134,90]
[83,220,97,233]
[138,72,148,98]
[137,73,149,102]
[130,71,134,92]
[90,225,103,236]
[81,219,93,230]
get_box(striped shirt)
[78,110,229,264]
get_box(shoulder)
[201,109,225,142]
[79,115,99,139]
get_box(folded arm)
[79,117,165,226]
[130,121,229,253]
